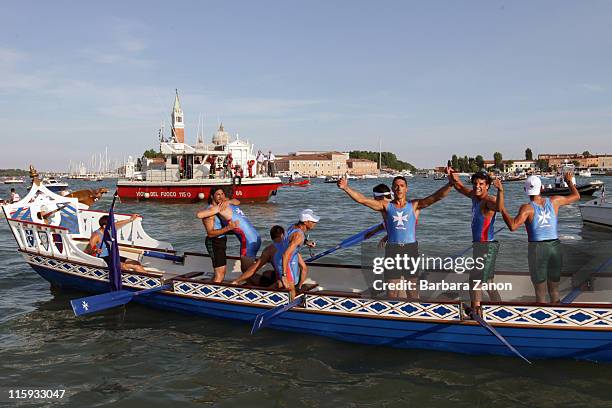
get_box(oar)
[467,307,532,364]
[306,223,384,262]
[561,256,612,304]
[71,284,172,316]
[250,295,305,334]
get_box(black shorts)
[383,242,419,280]
[205,236,227,268]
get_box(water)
[1,177,611,407]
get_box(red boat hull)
[116,181,281,202]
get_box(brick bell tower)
[171,89,185,143]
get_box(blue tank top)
[225,205,261,257]
[471,197,496,242]
[95,230,109,258]
[385,201,417,244]
[525,198,558,242]
[273,225,303,283]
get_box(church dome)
[212,123,230,145]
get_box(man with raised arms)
[278,209,319,298]
[498,172,579,303]
[196,187,240,283]
[337,174,453,299]
[450,170,503,314]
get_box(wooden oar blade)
[250,295,304,334]
[471,312,532,364]
[71,290,134,316]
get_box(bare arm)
[203,216,237,238]
[451,172,473,198]
[297,254,308,289]
[501,204,532,232]
[552,171,580,207]
[196,205,218,219]
[85,233,102,255]
[337,177,385,212]
[232,247,272,284]
[416,182,453,210]
[115,214,139,230]
[491,178,503,212]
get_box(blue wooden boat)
[3,182,612,362]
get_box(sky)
[1,1,612,170]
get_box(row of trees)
[0,169,29,177]
[449,148,550,172]
[349,151,417,172]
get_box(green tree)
[525,148,533,160]
[475,155,485,170]
[143,149,164,159]
[535,159,549,171]
[493,152,503,169]
[349,151,416,172]
[451,154,459,170]
[582,151,591,157]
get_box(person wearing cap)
[449,169,503,315]
[372,183,393,247]
[277,209,319,298]
[498,172,579,303]
[338,173,454,299]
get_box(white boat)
[578,169,592,177]
[579,192,612,228]
[4,177,24,184]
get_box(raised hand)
[337,176,348,190]
[563,171,574,184]
[493,177,503,191]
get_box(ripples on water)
[1,177,611,407]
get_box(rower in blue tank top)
[274,225,302,283]
[224,204,262,258]
[385,201,417,244]
[525,198,558,241]
[471,197,496,242]
[337,174,453,300]
[499,173,580,303]
[278,209,320,297]
[231,225,291,288]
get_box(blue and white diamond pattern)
[172,281,289,306]
[26,254,108,280]
[305,296,462,321]
[122,274,161,289]
[484,305,612,328]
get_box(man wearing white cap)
[275,209,319,297]
[498,172,579,303]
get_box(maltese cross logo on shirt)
[538,209,552,226]
[393,211,409,229]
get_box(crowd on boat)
[80,166,581,313]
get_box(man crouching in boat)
[449,170,503,314]
[85,215,146,273]
[278,210,319,298]
[230,225,307,288]
[197,187,241,283]
[498,172,579,303]
[338,174,453,299]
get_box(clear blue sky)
[1,1,611,170]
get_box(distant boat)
[324,176,340,183]
[541,181,604,197]
[578,169,592,177]
[580,192,612,228]
[41,178,70,195]
[3,177,24,184]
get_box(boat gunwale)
[20,248,612,311]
